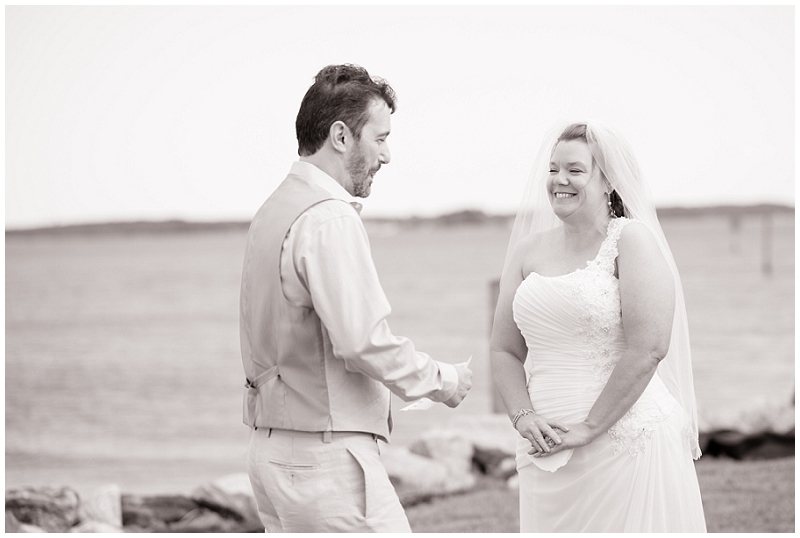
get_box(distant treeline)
[6,204,794,236]
[5,220,251,236]
[655,203,794,219]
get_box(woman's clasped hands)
[516,413,597,457]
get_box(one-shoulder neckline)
[522,218,626,282]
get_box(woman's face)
[548,139,607,221]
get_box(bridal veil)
[502,121,701,459]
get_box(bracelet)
[511,408,534,429]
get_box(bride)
[490,122,706,532]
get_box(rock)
[120,508,168,533]
[121,494,199,531]
[77,484,121,528]
[699,395,795,437]
[6,509,43,532]
[6,510,22,532]
[506,473,519,491]
[116,523,151,533]
[17,523,46,533]
[381,445,476,506]
[69,520,123,533]
[409,432,474,475]
[699,394,795,460]
[407,414,520,476]
[5,485,80,532]
[703,429,795,460]
[120,486,259,533]
[473,447,515,477]
[493,457,518,480]
[438,414,519,457]
[168,508,242,533]
[191,473,261,532]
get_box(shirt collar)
[289,161,353,202]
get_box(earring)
[607,192,617,218]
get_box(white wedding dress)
[513,218,706,532]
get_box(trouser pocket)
[345,437,410,532]
[345,443,374,519]
[267,460,320,471]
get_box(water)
[5,211,794,493]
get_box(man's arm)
[295,208,470,404]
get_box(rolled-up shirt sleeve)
[293,209,458,403]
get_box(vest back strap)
[244,366,280,427]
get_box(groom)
[239,64,473,532]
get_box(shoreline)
[7,450,795,497]
[4,453,245,497]
[7,453,794,533]
[7,413,794,497]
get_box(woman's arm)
[539,221,675,457]
[491,239,569,454]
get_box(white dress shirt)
[278,161,458,402]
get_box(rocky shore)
[6,403,794,533]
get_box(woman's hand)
[516,413,570,454]
[529,422,597,457]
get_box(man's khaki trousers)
[247,427,411,532]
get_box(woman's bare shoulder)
[511,227,560,275]
[617,219,658,252]
[515,227,559,256]
[617,219,671,277]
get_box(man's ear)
[329,121,349,154]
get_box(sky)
[4,5,795,229]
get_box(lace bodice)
[513,218,679,464]
[544,218,626,388]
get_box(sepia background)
[5,4,795,500]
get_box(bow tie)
[350,202,363,215]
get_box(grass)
[697,457,795,533]
[405,457,795,533]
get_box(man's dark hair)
[295,64,397,156]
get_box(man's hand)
[444,363,473,408]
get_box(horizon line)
[5,202,795,235]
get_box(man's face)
[345,100,392,198]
